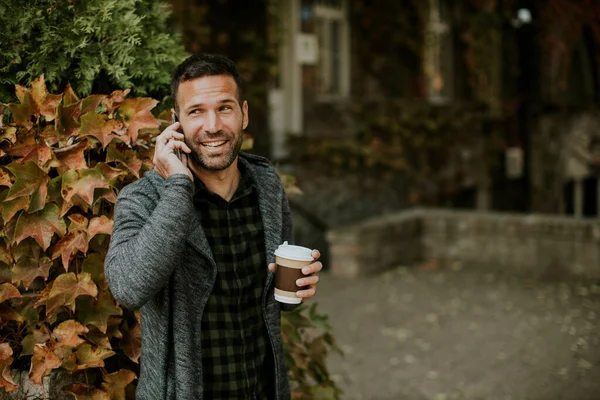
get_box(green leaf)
[8,90,34,130]
[21,329,50,356]
[62,83,80,107]
[77,292,122,334]
[75,343,115,370]
[0,190,30,224]
[61,167,110,206]
[40,272,98,315]
[0,283,21,303]
[14,203,66,251]
[80,113,126,149]
[101,369,137,400]
[5,160,50,203]
[107,146,143,178]
[82,253,107,291]
[118,97,159,143]
[12,253,52,290]
[56,101,82,137]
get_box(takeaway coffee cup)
[273,241,314,304]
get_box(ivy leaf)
[12,254,52,290]
[88,216,113,240]
[29,344,61,385]
[0,190,30,224]
[102,89,130,115]
[0,168,12,187]
[62,83,80,106]
[63,383,110,400]
[107,146,143,178]
[106,317,123,340]
[51,229,88,271]
[15,85,27,103]
[61,167,110,206]
[0,238,12,265]
[101,369,137,400]
[97,163,128,186]
[0,126,17,145]
[0,303,24,323]
[75,343,115,370]
[118,98,159,143]
[42,272,98,315]
[14,203,67,251]
[0,343,18,392]
[120,321,141,363]
[77,292,122,333]
[56,101,82,137]
[86,326,112,349]
[80,113,127,149]
[53,320,89,348]
[5,160,50,202]
[0,283,21,303]
[81,95,106,116]
[82,253,107,290]
[21,329,51,356]
[31,75,62,122]
[53,140,88,173]
[8,90,34,130]
[21,142,53,172]
[68,214,89,232]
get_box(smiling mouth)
[201,140,227,148]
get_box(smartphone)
[171,112,182,160]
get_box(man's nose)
[204,111,222,133]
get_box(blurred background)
[2,0,600,399]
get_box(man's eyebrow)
[184,98,236,111]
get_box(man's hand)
[153,122,192,180]
[268,249,323,300]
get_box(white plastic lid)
[274,241,313,261]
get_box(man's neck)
[189,157,241,202]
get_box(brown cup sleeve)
[275,264,308,292]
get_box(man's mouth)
[201,140,227,148]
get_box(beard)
[186,126,244,171]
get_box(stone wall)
[327,208,600,281]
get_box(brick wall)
[327,209,600,281]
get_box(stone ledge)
[326,208,600,280]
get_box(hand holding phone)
[152,112,192,179]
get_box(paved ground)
[315,263,600,400]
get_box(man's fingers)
[296,287,316,298]
[268,263,277,273]
[302,261,323,275]
[296,275,319,287]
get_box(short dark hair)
[171,53,243,110]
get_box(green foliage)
[0,0,187,104]
[0,77,341,398]
[282,303,343,400]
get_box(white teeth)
[202,141,226,148]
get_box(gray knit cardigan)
[104,152,293,400]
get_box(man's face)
[175,75,248,171]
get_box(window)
[424,0,453,103]
[313,0,350,100]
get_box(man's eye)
[220,106,232,111]
[189,109,202,115]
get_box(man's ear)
[242,100,249,130]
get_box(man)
[104,53,322,400]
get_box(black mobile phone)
[171,113,182,160]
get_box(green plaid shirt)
[193,164,271,400]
